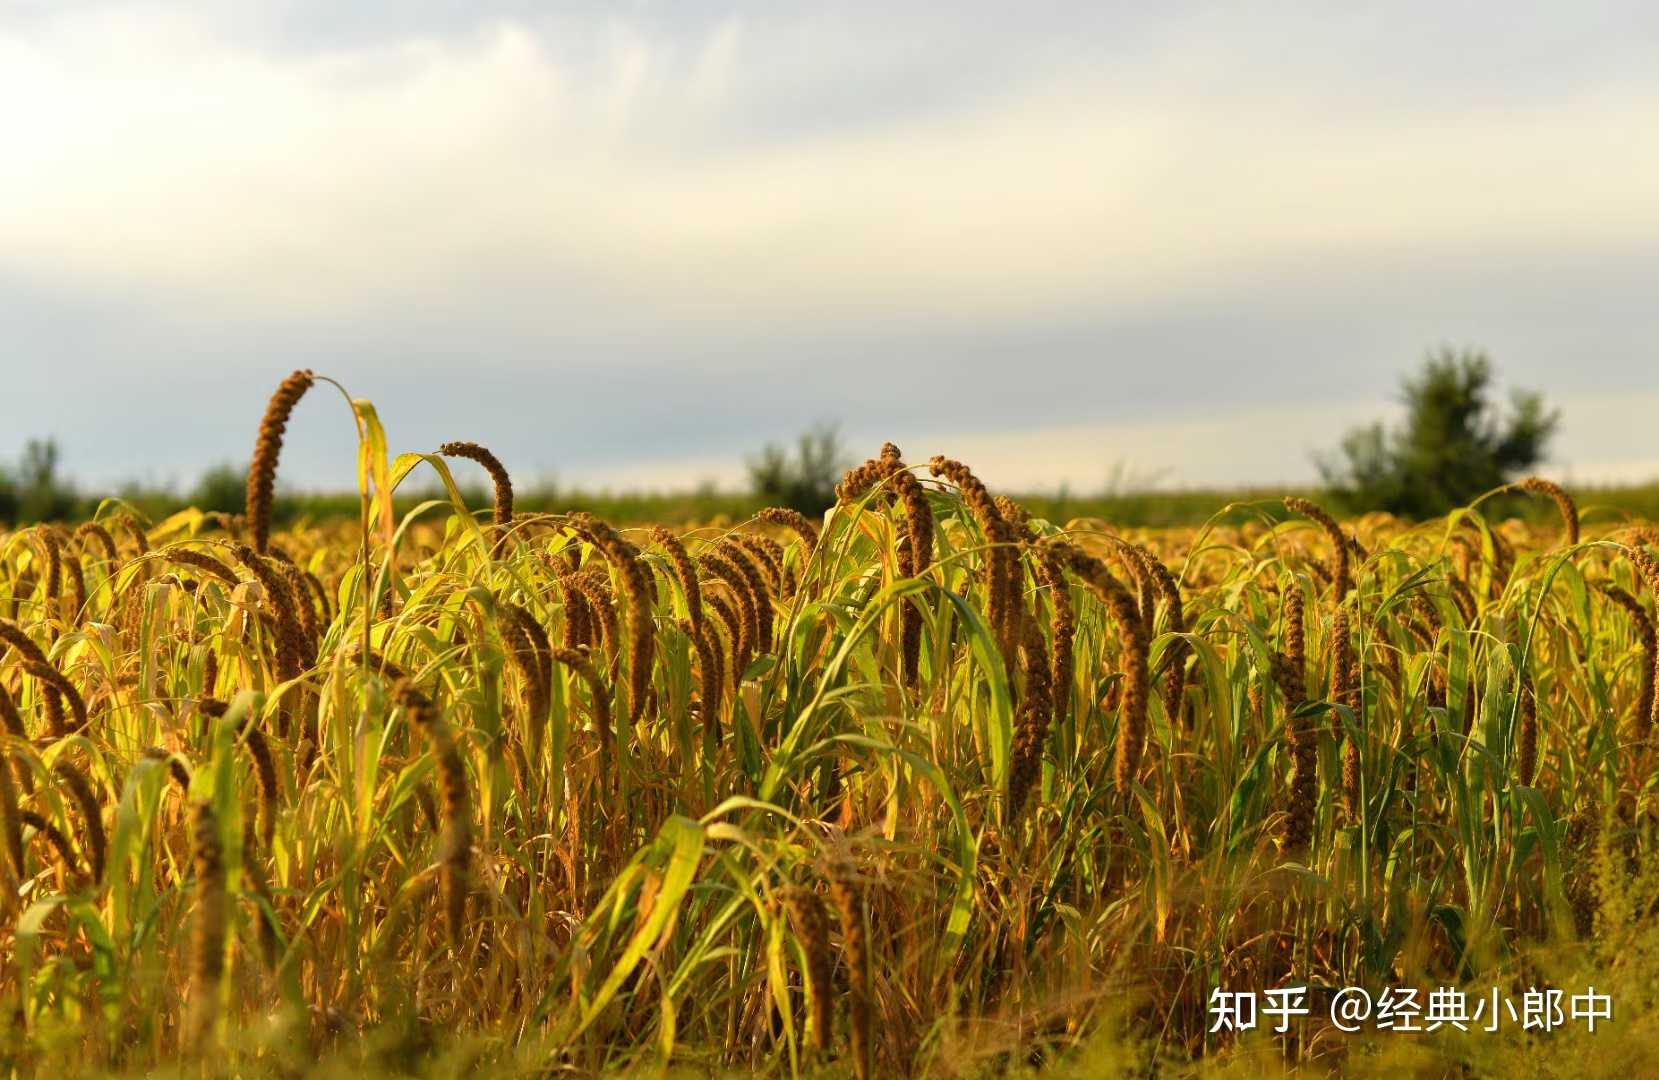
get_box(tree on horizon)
[1318,348,1558,518]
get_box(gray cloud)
[2,2,1657,492]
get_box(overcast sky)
[4,2,1658,495]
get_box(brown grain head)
[1516,679,1539,787]
[778,885,835,1053]
[246,369,315,556]
[1518,476,1579,547]
[394,680,472,947]
[54,759,105,883]
[188,798,227,1052]
[438,440,515,555]
[1284,496,1352,599]
[929,456,1021,671]
[825,856,871,1080]
[1599,583,1657,736]
[73,521,120,567]
[757,507,820,553]
[569,514,655,728]
[650,527,703,634]
[1044,538,1149,793]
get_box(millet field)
[3,370,1659,1077]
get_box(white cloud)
[3,4,1656,493]
[4,5,1659,335]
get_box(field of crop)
[3,370,1658,1077]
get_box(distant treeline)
[7,476,1659,530]
[9,350,1648,530]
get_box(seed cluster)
[246,369,315,556]
[439,440,515,554]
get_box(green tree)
[1319,348,1558,518]
[190,462,247,514]
[746,423,849,516]
[14,438,78,522]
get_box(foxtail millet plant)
[26,661,87,736]
[929,456,1022,673]
[717,540,774,653]
[1626,542,1659,629]
[1126,542,1187,723]
[395,681,473,948]
[1006,613,1057,823]
[1045,539,1150,792]
[701,554,757,676]
[14,372,1659,1073]
[53,759,104,884]
[567,571,616,658]
[0,618,71,738]
[1342,644,1364,816]
[757,506,821,554]
[142,746,193,791]
[550,646,613,749]
[835,457,893,507]
[992,492,1030,531]
[278,559,321,654]
[1028,536,1075,726]
[1328,603,1362,817]
[557,572,596,651]
[498,602,552,754]
[1625,545,1659,745]
[164,547,242,590]
[1285,495,1353,599]
[0,739,21,888]
[241,817,280,968]
[1410,593,1450,710]
[570,513,656,729]
[1447,573,1477,626]
[1599,583,1657,736]
[881,445,934,690]
[1116,541,1155,631]
[439,441,515,556]
[0,683,31,794]
[21,809,80,882]
[1278,581,1315,852]
[1518,476,1579,547]
[827,857,871,1080]
[681,618,724,740]
[730,532,785,593]
[58,532,87,629]
[513,604,554,702]
[697,619,727,721]
[1328,604,1354,738]
[233,545,308,682]
[0,616,50,668]
[1516,680,1539,787]
[839,451,921,679]
[206,699,281,850]
[117,512,151,556]
[187,798,227,1054]
[779,885,835,1055]
[32,526,63,630]
[73,520,119,568]
[650,527,703,636]
[245,369,315,556]
[702,590,744,699]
